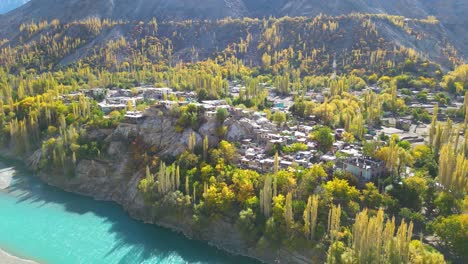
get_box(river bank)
[0,166,14,189]
[0,158,262,264]
[0,249,38,264]
[0,125,319,264]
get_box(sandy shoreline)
[0,248,38,264]
[0,166,15,189]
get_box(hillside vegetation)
[0,14,459,75]
[2,0,467,60]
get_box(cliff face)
[21,112,323,264]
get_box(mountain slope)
[0,0,467,65]
[279,0,468,59]
[3,0,466,23]
[0,14,457,76]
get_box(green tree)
[298,164,327,199]
[324,178,360,207]
[272,111,287,127]
[210,140,237,164]
[431,214,468,262]
[312,126,335,153]
[276,170,297,194]
[216,108,228,123]
[409,240,445,264]
[237,208,256,236]
[232,169,259,204]
[434,191,459,216]
[202,182,235,215]
[360,182,384,209]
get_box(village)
[61,78,465,185]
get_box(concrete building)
[205,111,217,119]
[98,102,126,113]
[159,100,178,109]
[342,157,385,181]
[142,87,173,100]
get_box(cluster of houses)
[57,72,468,187]
[74,86,238,123]
[75,84,390,183]
[84,87,198,114]
[231,110,386,182]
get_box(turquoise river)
[0,160,261,264]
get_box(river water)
[0,160,260,264]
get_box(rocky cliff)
[14,111,322,264]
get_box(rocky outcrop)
[226,119,254,142]
[114,114,216,157]
[198,120,220,147]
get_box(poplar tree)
[438,144,468,196]
[175,164,180,190]
[274,152,279,175]
[303,195,319,240]
[170,165,175,191]
[157,161,166,194]
[188,132,196,152]
[156,162,181,195]
[326,204,342,264]
[429,104,439,147]
[260,174,273,218]
[273,152,278,197]
[284,192,294,229]
[183,174,189,193]
[72,152,76,165]
[348,208,415,263]
[203,135,209,161]
[193,184,197,205]
[146,165,152,179]
[327,204,341,241]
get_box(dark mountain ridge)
[3,0,466,24]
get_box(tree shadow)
[3,163,260,264]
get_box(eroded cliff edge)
[6,111,324,264]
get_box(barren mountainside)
[0,0,467,65]
[3,0,467,21]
